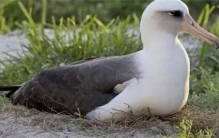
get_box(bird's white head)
[140,0,219,49]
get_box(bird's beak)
[182,14,219,49]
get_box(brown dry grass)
[1,101,219,137]
[99,105,219,135]
[165,106,219,133]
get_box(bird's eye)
[168,11,183,18]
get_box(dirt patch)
[0,104,179,138]
[1,102,219,138]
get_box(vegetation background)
[0,0,219,137]
[1,0,219,32]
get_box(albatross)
[0,0,219,120]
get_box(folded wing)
[8,54,138,115]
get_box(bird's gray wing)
[10,54,139,115]
[0,57,103,95]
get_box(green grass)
[177,120,215,138]
[187,4,219,112]
[0,0,218,34]
[197,4,219,66]
[0,0,219,137]
[189,68,219,110]
[0,0,142,85]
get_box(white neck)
[137,25,188,75]
[140,20,179,51]
[141,31,179,53]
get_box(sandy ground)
[0,30,201,138]
[0,29,55,60]
[0,106,179,138]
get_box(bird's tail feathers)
[0,85,21,98]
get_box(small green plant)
[178,120,215,138]
[189,68,219,110]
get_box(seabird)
[0,0,218,120]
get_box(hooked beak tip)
[182,14,219,49]
[212,36,219,49]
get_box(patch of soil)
[0,105,179,138]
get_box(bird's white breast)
[134,41,190,115]
[86,40,190,120]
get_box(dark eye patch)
[168,10,183,18]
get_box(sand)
[0,106,179,138]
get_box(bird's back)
[9,54,139,115]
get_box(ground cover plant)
[0,0,219,137]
